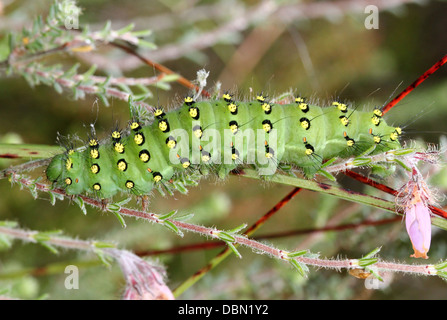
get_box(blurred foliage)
[0,0,447,300]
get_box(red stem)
[382,54,447,115]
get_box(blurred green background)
[0,0,447,300]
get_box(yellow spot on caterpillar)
[184,96,194,104]
[93,183,101,191]
[232,151,239,160]
[228,103,237,113]
[125,180,134,189]
[117,159,127,171]
[154,108,164,117]
[264,141,274,158]
[333,101,347,112]
[90,149,99,159]
[295,97,305,104]
[158,120,168,132]
[114,142,125,153]
[202,154,211,162]
[65,158,73,171]
[65,177,72,185]
[130,122,140,130]
[139,150,150,163]
[68,149,75,155]
[298,103,309,112]
[395,127,402,135]
[347,139,355,147]
[229,122,238,134]
[89,139,99,147]
[373,108,383,117]
[91,164,100,174]
[303,137,315,156]
[134,133,144,145]
[256,95,266,102]
[373,136,381,144]
[166,139,176,149]
[222,93,232,101]
[189,107,198,119]
[390,132,399,141]
[371,116,381,126]
[153,174,162,182]
[300,119,310,130]
[111,131,121,139]
[340,116,349,126]
[193,127,203,139]
[182,160,191,169]
[261,103,271,113]
[262,122,272,133]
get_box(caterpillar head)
[46,152,86,195]
[46,154,65,183]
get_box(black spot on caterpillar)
[46,94,402,199]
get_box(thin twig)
[7,173,444,284]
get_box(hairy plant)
[0,0,446,301]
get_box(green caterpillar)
[46,93,402,199]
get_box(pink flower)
[405,201,432,259]
[397,163,437,259]
[106,249,175,300]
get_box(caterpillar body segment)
[46,96,402,199]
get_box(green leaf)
[435,261,447,271]
[33,230,62,242]
[53,81,63,94]
[162,220,183,236]
[321,157,337,168]
[365,267,383,282]
[159,210,177,220]
[393,158,412,171]
[137,39,157,49]
[352,157,372,166]
[100,20,112,38]
[73,197,87,215]
[437,271,447,281]
[358,258,378,267]
[62,63,80,79]
[94,248,113,268]
[289,259,308,278]
[93,241,116,249]
[82,64,98,79]
[174,213,194,222]
[226,242,242,259]
[363,247,381,259]
[0,221,19,228]
[159,74,180,82]
[390,148,415,156]
[226,224,247,234]
[0,234,13,250]
[217,231,235,243]
[116,23,135,35]
[130,29,153,37]
[317,169,336,181]
[38,241,59,254]
[287,250,308,258]
[112,212,126,228]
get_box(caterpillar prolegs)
[46,94,402,199]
